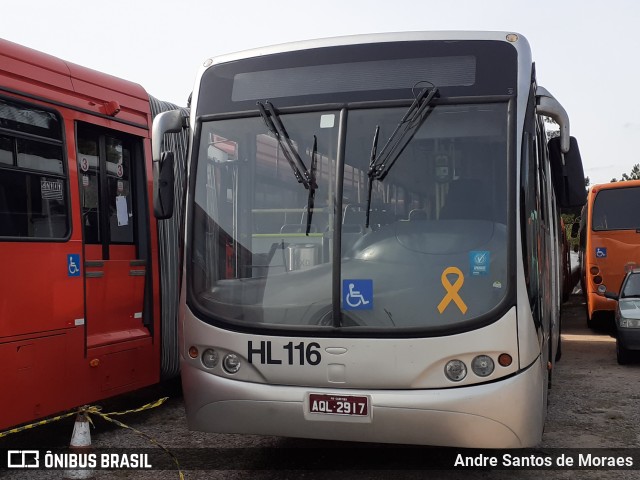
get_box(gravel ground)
[3,293,640,479]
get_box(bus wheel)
[616,339,631,365]
[587,307,603,330]
[586,308,596,330]
[547,344,554,390]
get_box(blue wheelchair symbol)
[343,279,373,310]
[595,247,607,258]
[68,254,81,277]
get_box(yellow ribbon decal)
[437,266,467,314]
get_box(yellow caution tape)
[95,396,168,416]
[0,411,77,438]
[89,398,183,480]
[0,396,183,480]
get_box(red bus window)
[77,126,135,247]
[106,137,133,244]
[0,99,68,240]
[0,135,11,166]
[17,138,64,174]
[78,133,101,244]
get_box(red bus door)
[77,124,150,358]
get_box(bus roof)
[589,179,640,193]
[0,37,150,127]
[199,30,529,70]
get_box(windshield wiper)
[365,126,380,229]
[365,85,439,228]
[257,101,316,190]
[257,101,319,235]
[305,136,318,235]
[371,85,439,181]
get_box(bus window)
[592,187,640,231]
[106,136,134,244]
[77,126,135,246]
[0,98,68,239]
[77,133,101,243]
[0,135,11,165]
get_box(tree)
[610,164,640,183]
[622,164,640,181]
[562,212,579,250]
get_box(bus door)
[77,124,150,349]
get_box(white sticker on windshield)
[116,196,128,226]
[470,251,490,276]
[320,114,335,129]
[41,179,63,201]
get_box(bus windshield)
[592,186,640,231]
[190,101,509,332]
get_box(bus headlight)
[201,348,219,368]
[471,355,495,377]
[444,360,467,382]
[223,353,242,374]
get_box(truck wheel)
[616,339,631,365]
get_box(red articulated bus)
[0,38,185,430]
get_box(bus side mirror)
[549,136,587,210]
[154,151,175,219]
[152,110,185,220]
[571,221,579,237]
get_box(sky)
[3,0,639,185]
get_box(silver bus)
[153,31,585,447]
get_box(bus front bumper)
[181,359,545,448]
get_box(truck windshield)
[190,102,509,333]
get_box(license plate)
[308,393,369,416]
